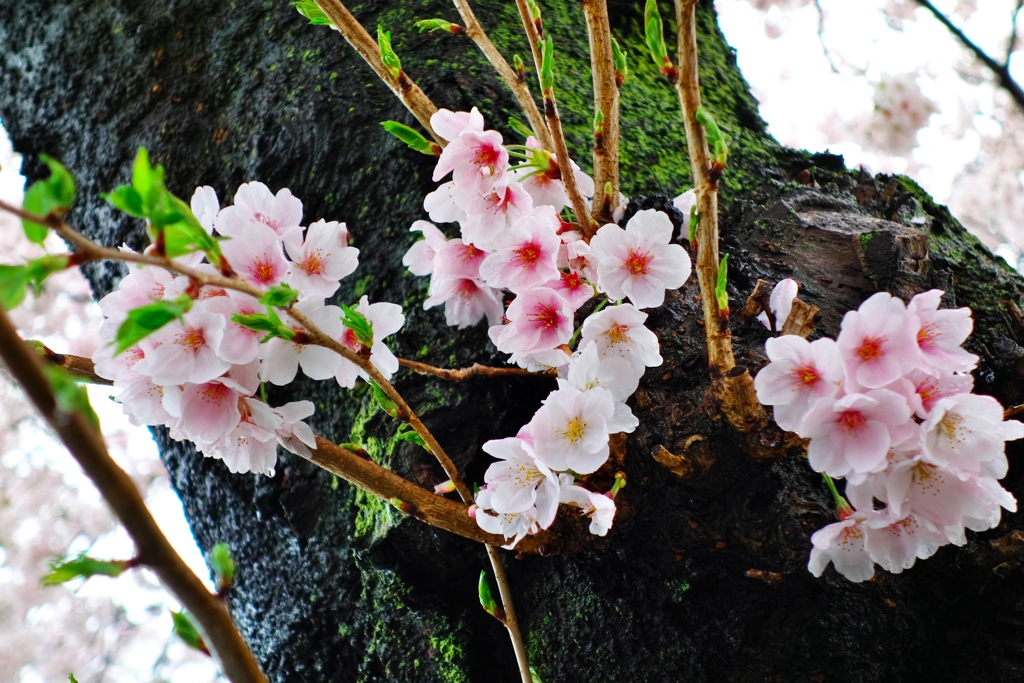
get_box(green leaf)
[478,570,501,620]
[540,35,554,95]
[0,265,30,310]
[414,18,461,34]
[341,303,374,346]
[171,611,210,655]
[210,543,236,590]
[103,185,146,218]
[394,423,430,452]
[68,675,79,683]
[644,0,667,66]
[114,295,193,354]
[24,254,71,298]
[293,0,333,25]
[45,366,101,430]
[507,117,534,140]
[369,379,398,419]
[42,554,130,585]
[695,106,728,168]
[380,121,439,156]
[715,254,729,313]
[593,109,605,136]
[530,667,543,683]
[22,154,76,244]
[377,26,402,79]
[512,54,525,78]
[259,283,300,309]
[231,311,296,343]
[688,205,698,244]
[612,37,628,84]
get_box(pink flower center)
[475,144,501,174]
[302,250,326,275]
[528,303,562,329]
[201,383,230,406]
[177,328,205,354]
[605,323,630,346]
[917,323,937,349]
[857,337,884,361]
[624,249,652,277]
[512,242,541,269]
[127,347,145,364]
[461,244,482,263]
[250,256,278,284]
[916,377,939,411]
[560,271,583,291]
[837,410,866,435]
[198,288,228,300]
[342,328,361,350]
[254,211,274,228]
[838,524,864,544]
[455,279,478,301]
[788,364,820,390]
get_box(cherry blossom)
[196,292,263,365]
[460,178,534,250]
[513,137,594,211]
[559,480,616,536]
[433,124,508,198]
[260,300,345,386]
[132,308,230,386]
[403,221,450,276]
[191,185,220,233]
[423,182,466,224]
[807,509,883,583]
[220,220,292,289]
[432,239,489,282]
[423,276,504,329]
[864,513,946,574]
[919,393,1024,477]
[528,386,616,474]
[431,106,484,141]
[560,342,641,433]
[478,206,561,293]
[489,287,573,357]
[803,389,913,478]
[545,270,594,310]
[836,292,920,390]
[578,304,662,372]
[590,209,692,309]
[475,483,559,549]
[906,289,978,374]
[214,180,303,240]
[672,188,696,224]
[757,278,798,331]
[274,400,318,458]
[334,296,406,388]
[888,368,973,419]
[480,437,559,514]
[285,219,359,299]
[754,336,843,433]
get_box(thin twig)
[486,545,532,681]
[515,0,596,236]
[0,308,268,683]
[514,0,545,77]
[673,0,765,431]
[1008,0,1023,66]
[581,0,620,224]
[312,0,445,145]
[452,0,554,151]
[915,0,1024,113]
[399,358,554,381]
[812,0,840,75]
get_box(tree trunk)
[4,1,1024,681]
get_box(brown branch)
[451,0,554,151]
[735,279,773,328]
[399,358,554,381]
[915,0,1024,113]
[312,0,445,145]
[485,544,532,681]
[515,0,595,236]
[673,0,764,430]
[581,0,620,224]
[779,298,819,338]
[0,309,267,683]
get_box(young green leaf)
[394,423,430,452]
[171,611,211,656]
[369,379,399,419]
[210,543,236,591]
[114,295,193,354]
[593,110,605,142]
[540,35,555,96]
[377,26,402,79]
[513,54,526,81]
[612,37,628,87]
[414,18,463,34]
[380,121,441,156]
[715,254,729,313]
[45,366,101,430]
[68,675,79,683]
[22,154,76,243]
[341,303,374,346]
[507,116,534,140]
[24,254,71,298]
[695,106,728,168]
[688,205,698,244]
[478,570,503,621]
[644,0,676,81]
[230,312,296,343]
[103,185,146,217]
[293,0,333,25]
[259,283,300,309]
[42,555,132,586]
[0,264,30,310]
[530,667,543,683]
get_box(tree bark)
[4,1,1024,681]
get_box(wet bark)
[4,1,1024,681]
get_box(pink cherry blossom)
[430,107,484,141]
[545,270,593,310]
[335,296,405,388]
[513,137,594,211]
[808,510,883,583]
[260,300,344,386]
[507,347,572,373]
[478,207,561,293]
[195,292,263,365]
[672,189,696,239]
[214,181,303,239]
[132,308,230,386]
[907,289,978,374]
[589,209,692,309]
[836,292,920,390]
[219,220,292,289]
[286,219,360,299]
[887,368,973,419]
[460,178,534,249]
[488,287,573,356]
[475,488,559,549]
[433,126,508,198]
[432,239,489,282]
[885,455,1002,527]
[528,386,616,474]
[864,513,946,574]
[175,379,245,445]
[757,278,798,331]
[560,342,641,433]
[919,393,1024,477]
[754,336,844,433]
[402,221,449,276]
[423,182,465,224]
[423,277,504,329]
[558,481,616,536]
[274,401,318,458]
[191,186,220,233]
[803,389,913,478]
[557,230,597,282]
[578,304,662,373]
[480,437,559,514]
[114,374,177,427]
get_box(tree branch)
[399,358,555,381]
[673,0,765,432]
[451,0,554,151]
[915,0,1024,113]
[581,0,620,224]
[0,307,268,683]
[1008,0,1023,66]
[312,0,445,145]
[486,545,532,681]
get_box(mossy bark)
[4,1,1024,681]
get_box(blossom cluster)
[755,286,1024,581]
[403,108,693,546]
[93,182,404,475]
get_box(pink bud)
[434,480,457,495]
